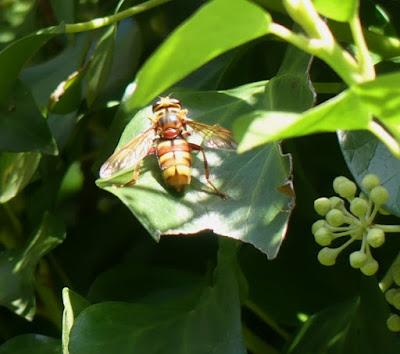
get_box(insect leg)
[124,146,156,186]
[189,143,227,199]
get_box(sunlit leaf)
[97,85,294,258]
[313,0,359,22]
[127,0,271,110]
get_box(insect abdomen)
[157,138,192,192]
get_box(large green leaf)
[68,239,245,354]
[97,85,294,258]
[313,0,358,22]
[0,334,61,354]
[0,213,65,320]
[0,82,57,153]
[0,152,40,203]
[126,0,271,110]
[286,278,400,354]
[338,130,400,217]
[236,71,400,156]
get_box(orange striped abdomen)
[156,138,192,192]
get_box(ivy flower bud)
[366,228,385,248]
[326,209,344,227]
[318,247,339,266]
[387,314,400,332]
[385,288,397,305]
[350,197,368,218]
[312,220,325,234]
[361,174,380,191]
[333,176,356,199]
[360,258,379,276]
[392,291,400,310]
[329,196,343,209]
[314,228,332,246]
[349,251,367,268]
[314,197,331,216]
[370,186,389,206]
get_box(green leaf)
[68,239,245,354]
[127,0,271,110]
[0,28,59,105]
[0,81,57,154]
[0,152,41,203]
[313,0,359,22]
[287,278,400,354]
[97,85,294,258]
[0,213,65,320]
[62,288,90,354]
[0,334,61,354]
[338,130,400,217]
[86,26,116,106]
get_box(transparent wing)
[99,128,156,178]
[186,120,237,150]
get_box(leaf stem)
[269,23,361,85]
[245,300,290,340]
[349,15,375,81]
[379,251,400,292]
[368,120,400,157]
[242,325,279,354]
[63,0,173,33]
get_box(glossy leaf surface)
[0,335,61,354]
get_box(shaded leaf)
[286,278,400,354]
[0,152,41,203]
[97,85,294,258]
[86,26,116,106]
[0,334,61,354]
[313,0,359,22]
[0,213,65,319]
[0,81,57,154]
[69,239,245,354]
[50,0,75,24]
[126,0,271,110]
[338,130,400,217]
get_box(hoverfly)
[99,97,236,197]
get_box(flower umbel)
[312,174,395,275]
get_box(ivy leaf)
[68,239,246,354]
[313,0,359,22]
[287,278,400,354]
[0,152,41,203]
[97,85,294,258]
[0,334,61,354]
[338,130,400,217]
[126,0,271,110]
[0,82,57,154]
[0,213,65,320]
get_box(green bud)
[360,258,379,276]
[326,209,344,227]
[317,247,339,266]
[336,180,357,200]
[387,314,400,332]
[370,186,389,206]
[361,174,380,191]
[333,176,350,194]
[385,288,397,305]
[349,251,367,268]
[312,220,325,234]
[350,197,369,218]
[366,228,385,248]
[314,197,331,216]
[393,291,400,310]
[314,228,332,246]
[378,208,390,215]
[392,264,400,286]
[329,196,343,209]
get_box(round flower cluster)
[385,262,400,333]
[312,174,390,276]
